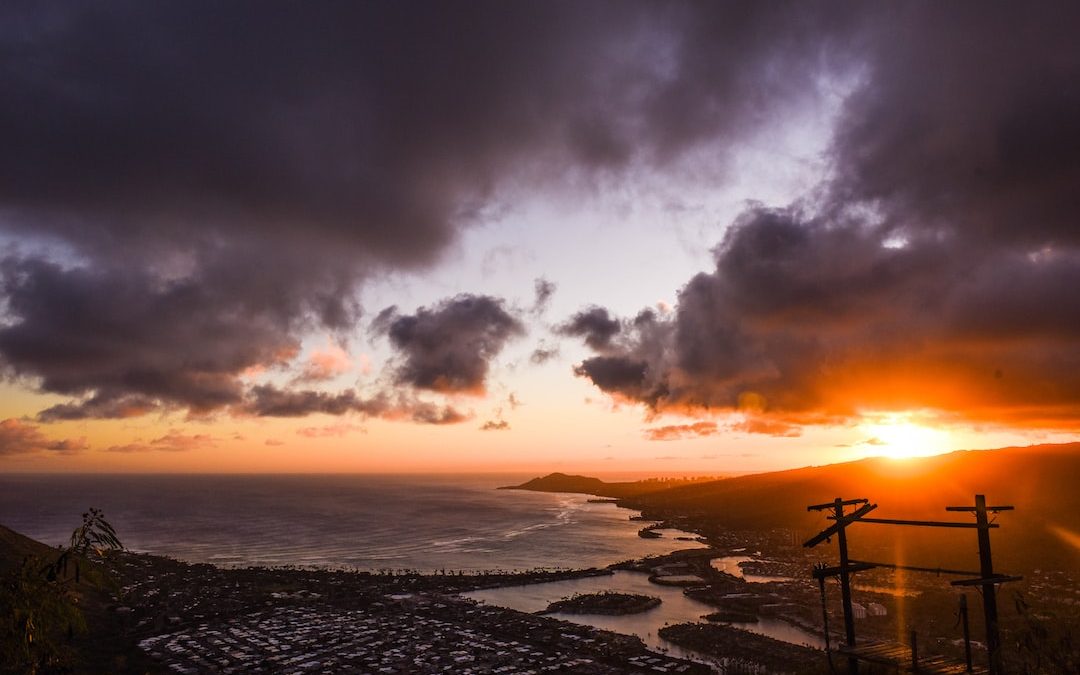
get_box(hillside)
[0,522,59,572]
[507,445,1080,574]
[626,443,1080,573]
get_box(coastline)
[1,482,727,673]
[6,515,831,674]
[19,473,1031,673]
[65,545,714,673]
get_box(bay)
[0,473,705,571]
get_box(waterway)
[464,566,824,669]
[710,555,795,584]
[465,569,721,667]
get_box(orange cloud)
[295,341,353,383]
[730,416,803,437]
[645,421,718,441]
[106,429,216,453]
[296,423,364,438]
[0,418,86,455]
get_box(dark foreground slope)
[0,525,161,674]
[0,522,57,571]
[628,443,1080,573]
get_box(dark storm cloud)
[569,202,1080,429]
[0,255,316,417]
[573,357,652,402]
[829,4,1080,250]
[0,1,847,258]
[557,307,622,351]
[0,2,856,420]
[375,295,525,395]
[560,4,1080,432]
[5,2,1080,432]
[37,392,159,422]
[242,385,383,418]
[243,385,468,426]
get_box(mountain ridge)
[512,443,1080,573]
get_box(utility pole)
[946,495,1014,675]
[975,495,1001,673]
[805,497,875,674]
[806,494,1019,674]
[834,498,858,673]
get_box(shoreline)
[1,488,724,674]
[101,546,713,673]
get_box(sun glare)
[862,417,952,460]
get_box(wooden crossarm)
[808,498,868,512]
[803,503,877,548]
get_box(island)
[541,592,662,616]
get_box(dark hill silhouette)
[0,522,58,572]
[502,472,609,494]
[508,445,1080,574]
[500,472,719,498]
[624,443,1080,573]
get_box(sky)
[1,2,1079,474]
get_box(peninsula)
[499,472,721,499]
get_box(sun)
[861,416,952,460]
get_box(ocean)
[0,473,701,571]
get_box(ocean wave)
[502,519,563,539]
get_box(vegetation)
[658,622,828,675]
[704,609,758,624]
[542,591,661,615]
[1007,592,1078,675]
[0,509,122,674]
